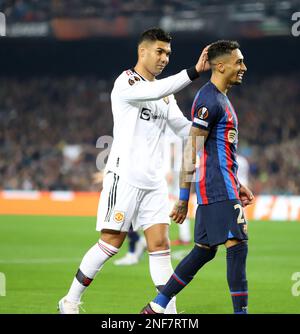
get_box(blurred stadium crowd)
[1,0,216,21]
[0,73,299,194]
[1,0,298,21]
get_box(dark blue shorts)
[194,199,248,247]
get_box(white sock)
[179,219,191,242]
[150,301,165,314]
[66,240,119,303]
[148,249,177,314]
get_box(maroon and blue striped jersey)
[191,81,240,204]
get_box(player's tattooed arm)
[180,126,209,188]
[170,126,209,224]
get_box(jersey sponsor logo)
[140,108,151,121]
[198,107,209,120]
[193,117,208,128]
[152,111,167,120]
[140,108,167,121]
[113,211,125,223]
[228,129,237,143]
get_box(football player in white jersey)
[58,27,209,314]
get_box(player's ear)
[138,42,148,59]
[216,62,225,74]
[138,45,144,58]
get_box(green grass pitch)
[0,215,299,314]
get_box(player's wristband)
[179,188,190,201]
[186,67,200,81]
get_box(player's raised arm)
[170,126,209,224]
[118,68,200,102]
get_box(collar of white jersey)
[131,68,147,81]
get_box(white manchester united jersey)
[105,68,195,189]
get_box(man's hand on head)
[195,45,211,73]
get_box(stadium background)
[0,0,299,314]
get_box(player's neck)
[134,64,155,81]
[210,76,229,95]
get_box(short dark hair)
[138,27,172,45]
[208,40,240,62]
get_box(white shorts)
[96,172,170,232]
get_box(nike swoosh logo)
[228,116,233,121]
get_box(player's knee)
[99,230,127,249]
[226,241,248,260]
[225,238,245,248]
[147,236,170,252]
[194,244,217,261]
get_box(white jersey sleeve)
[167,95,191,138]
[236,154,249,187]
[115,69,195,102]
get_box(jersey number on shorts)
[234,204,245,224]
